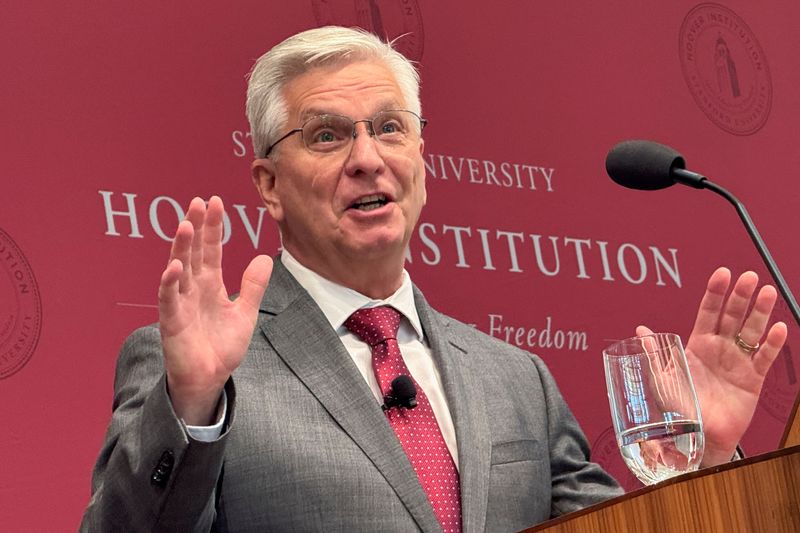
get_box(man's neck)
[281,246,405,300]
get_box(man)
[81,26,787,532]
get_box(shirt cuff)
[732,444,745,461]
[184,392,227,442]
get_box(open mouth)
[349,194,389,212]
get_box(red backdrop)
[2,2,799,530]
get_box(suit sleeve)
[530,356,624,517]
[80,325,235,532]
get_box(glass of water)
[603,333,704,485]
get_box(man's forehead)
[283,60,406,120]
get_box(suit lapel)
[414,288,491,533]
[257,262,441,532]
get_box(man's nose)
[351,118,375,138]
[344,122,385,176]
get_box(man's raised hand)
[637,267,788,467]
[158,196,272,425]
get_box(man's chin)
[344,234,407,262]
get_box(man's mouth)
[349,194,389,211]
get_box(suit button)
[151,450,175,488]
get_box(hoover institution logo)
[311,0,425,61]
[0,228,42,379]
[679,4,772,135]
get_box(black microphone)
[382,375,418,411]
[605,139,706,190]
[604,139,800,332]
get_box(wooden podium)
[524,394,800,532]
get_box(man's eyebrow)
[297,102,404,122]
[298,108,332,121]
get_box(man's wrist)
[166,376,227,426]
[184,392,228,442]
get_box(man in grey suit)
[82,26,787,532]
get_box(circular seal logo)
[592,426,643,492]
[311,0,425,62]
[679,4,772,135]
[0,228,42,379]
[759,297,797,422]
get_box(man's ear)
[419,138,427,206]
[251,158,284,222]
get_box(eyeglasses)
[264,109,427,157]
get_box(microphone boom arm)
[687,172,800,328]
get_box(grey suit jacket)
[81,261,621,532]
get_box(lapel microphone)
[382,375,418,411]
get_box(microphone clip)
[381,375,418,411]
[382,394,418,411]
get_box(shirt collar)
[280,250,424,339]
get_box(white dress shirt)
[187,251,459,467]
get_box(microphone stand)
[673,168,800,328]
[672,168,800,448]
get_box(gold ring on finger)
[734,332,760,355]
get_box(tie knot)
[345,306,402,346]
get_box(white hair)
[246,26,422,158]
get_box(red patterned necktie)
[345,306,462,533]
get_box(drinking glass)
[603,333,704,485]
